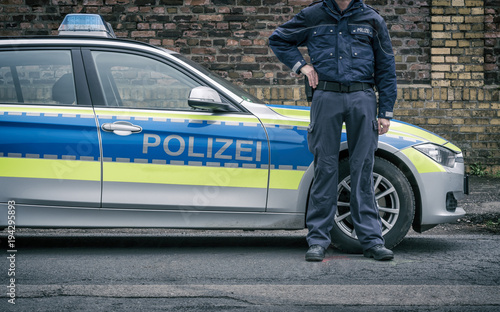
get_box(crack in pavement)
[4,284,500,306]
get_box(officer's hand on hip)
[300,65,318,89]
[378,118,390,135]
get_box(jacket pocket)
[351,43,375,79]
[309,25,338,71]
[310,25,338,50]
[349,24,375,61]
[351,43,374,61]
[310,47,336,65]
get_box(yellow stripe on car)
[0,105,94,116]
[104,162,305,190]
[389,122,447,145]
[269,107,310,119]
[444,142,461,152]
[0,158,305,190]
[0,158,100,181]
[94,108,260,124]
[269,106,452,146]
[260,118,310,128]
[269,169,305,190]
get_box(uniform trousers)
[306,88,385,251]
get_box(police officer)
[269,0,397,261]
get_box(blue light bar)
[58,14,116,38]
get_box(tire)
[330,157,415,254]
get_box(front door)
[85,50,269,212]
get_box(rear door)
[0,48,101,210]
[83,49,270,212]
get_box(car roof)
[0,35,178,56]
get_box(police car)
[0,14,467,252]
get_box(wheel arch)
[374,148,423,233]
[303,145,423,233]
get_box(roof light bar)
[58,14,116,38]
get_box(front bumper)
[418,170,467,229]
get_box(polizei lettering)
[142,134,262,162]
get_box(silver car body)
[0,36,466,235]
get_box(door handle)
[101,121,142,136]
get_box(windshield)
[172,54,264,104]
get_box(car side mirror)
[188,86,237,112]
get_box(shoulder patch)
[365,4,380,15]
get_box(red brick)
[131,30,155,37]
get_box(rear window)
[0,50,76,105]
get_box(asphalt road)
[0,228,499,312]
[1,176,499,311]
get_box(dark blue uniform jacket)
[269,0,397,119]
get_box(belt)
[316,81,373,93]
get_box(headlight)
[413,143,458,168]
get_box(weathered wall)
[485,0,500,85]
[1,0,499,173]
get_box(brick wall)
[485,0,500,85]
[0,0,499,173]
[372,0,431,84]
[422,0,499,174]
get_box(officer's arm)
[269,11,310,74]
[373,18,397,121]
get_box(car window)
[91,51,204,110]
[172,54,263,104]
[0,50,76,105]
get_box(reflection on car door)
[86,50,270,212]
